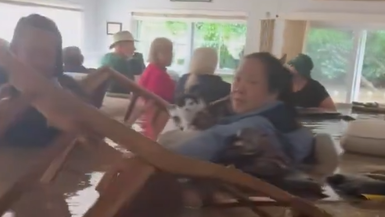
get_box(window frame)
[303,21,385,103]
[133,17,247,75]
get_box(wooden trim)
[281,20,307,61]
[259,19,275,53]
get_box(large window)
[358,30,385,103]
[304,28,355,103]
[193,22,246,70]
[136,20,190,73]
[305,23,385,104]
[0,2,83,48]
[135,19,247,74]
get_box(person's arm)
[313,81,336,111]
[168,116,277,161]
[319,97,336,111]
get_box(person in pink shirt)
[138,37,175,139]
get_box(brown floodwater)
[2,104,385,217]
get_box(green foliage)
[165,21,188,36]
[194,22,246,69]
[165,21,246,70]
[362,30,385,86]
[305,29,354,82]
[306,28,385,86]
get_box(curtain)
[259,19,275,53]
[281,20,307,61]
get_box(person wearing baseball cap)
[286,53,336,111]
[100,31,144,94]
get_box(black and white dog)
[168,94,207,131]
[168,94,232,131]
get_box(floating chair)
[0,46,332,217]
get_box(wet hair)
[244,52,294,107]
[10,14,63,76]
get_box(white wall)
[79,0,105,66]
[92,0,385,61]
[5,0,104,66]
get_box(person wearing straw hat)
[101,31,144,94]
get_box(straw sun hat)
[109,31,136,49]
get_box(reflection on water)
[65,172,103,217]
[299,107,385,216]
[5,106,385,216]
[62,107,385,216]
[302,107,385,140]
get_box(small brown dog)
[217,127,291,179]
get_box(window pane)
[136,20,189,73]
[304,28,355,103]
[358,30,385,103]
[0,3,82,48]
[193,22,246,71]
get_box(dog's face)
[169,94,207,130]
[175,95,206,119]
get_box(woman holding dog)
[160,52,314,163]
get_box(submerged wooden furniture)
[0,67,112,212]
[0,45,332,217]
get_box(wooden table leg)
[86,157,183,217]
